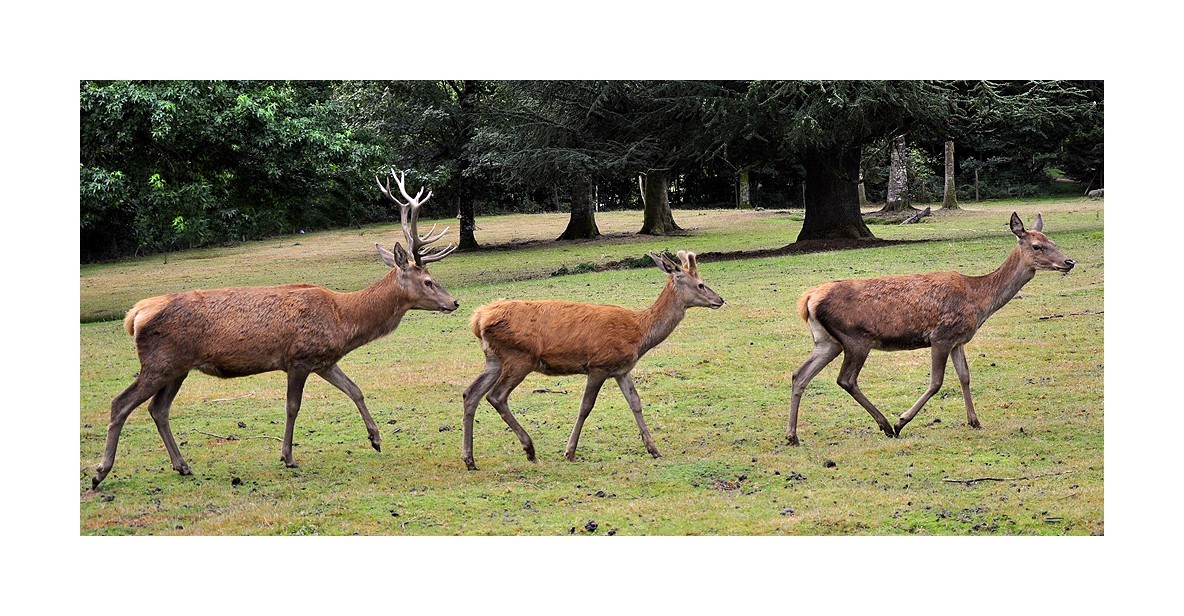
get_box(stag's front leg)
[616,372,661,458]
[317,364,381,452]
[893,344,951,435]
[950,345,980,429]
[281,370,310,468]
[565,372,608,461]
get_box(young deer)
[92,170,459,488]
[461,251,723,470]
[787,212,1075,445]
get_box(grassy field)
[79,199,1104,535]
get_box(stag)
[786,212,1076,444]
[460,251,723,470]
[92,169,458,487]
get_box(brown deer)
[92,169,459,488]
[786,212,1075,445]
[461,251,723,470]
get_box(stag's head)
[649,250,724,309]
[376,169,460,313]
[1010,212,1076,274]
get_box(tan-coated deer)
[92,170,459,488]
[461,251,723,470]
[786,212,1075,445]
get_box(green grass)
[79,199,1103,535]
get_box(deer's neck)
[638,279,686,356]
[339,271,414,350]
[973,246,1036,322]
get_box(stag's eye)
[424,280,434,288]
[1032,244,1043,251]
[697,283,706,290]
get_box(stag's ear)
[1009,212,1026,238]
[1032,213,1044,232]
[649,252,681,275]
[377,243,412,269]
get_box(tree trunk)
[882,134,911,212]
[942,139,960,210]
[557,173,600,240]
[738,166,753,208]
[796,146,875,241]
[456,183,479,250]
[857,169,868,206]
[638,169,681,234]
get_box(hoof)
[564,451,576,462]
[524,444,536,462]
[176,466,192,476]
[91,476,102,490]
[463,458,478,471]
[371,441,382,452]
[786,435,800,447]
[648,448,663,459]
[969,420,982,430]
[283,461,299,469]
[892,422,906,436]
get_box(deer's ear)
[377,243,411,269]
[1031,213,1044,232]
[1009,212,1026,238]
[649,252,681,274]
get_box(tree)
[883,134,911,211]
[942,140,960,209]
[81,80,388,261]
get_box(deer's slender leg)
[565,371,609,461]
[616,372,661,458]
[950,344,980,429]
[281,370,310,468]
[787,337,843,445]
[484,356,536,464]
[146,373,190,476]
[94,373,173,488]
[894,344,952,435]
[317,363,381,452]
[835,344,896,438]
[461,355,503,470]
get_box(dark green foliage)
[80,81,390,260]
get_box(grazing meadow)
[79,199,1103,536]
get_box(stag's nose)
[453,300,460,308]
[1064,259,1076,270]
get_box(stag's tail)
[123,296,169,337]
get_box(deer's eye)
[1032,244,1043,251]
[697,283,705,290]
[424,280,434,288]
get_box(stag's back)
[471,300,645,374]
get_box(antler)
[375,168,457,266]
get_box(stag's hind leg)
[94,372,175,488]
[893,344,952,435]
[484,356,537,465]
[318,364,381,453]
[146,373,190,476]
[834,345,896,439]
[787,335,843,446]
[461,355,503,470]
[616,372,661,458]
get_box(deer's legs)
[787,338,843,445]
[318,364,381,452]
[461,356,503,470]
[893,344,952,435]
[146,373,190,476]
[616,372,661,458]
[484,357,536,464]
[835,346,896,438]
[281,370,310,468]
[94,373,173,488]
[950,344,980,429]
[565,372,608,461]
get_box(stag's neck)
[973,246,1036,321]
[638,279,687,356]
[339,271,414,350]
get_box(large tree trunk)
[455,81,481,250]
[456,182,479,250]
[942,139,960,210]
[638,169,682,235]
[557,173,600,240]
[881,134,911,212]
[796,146,875,241]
